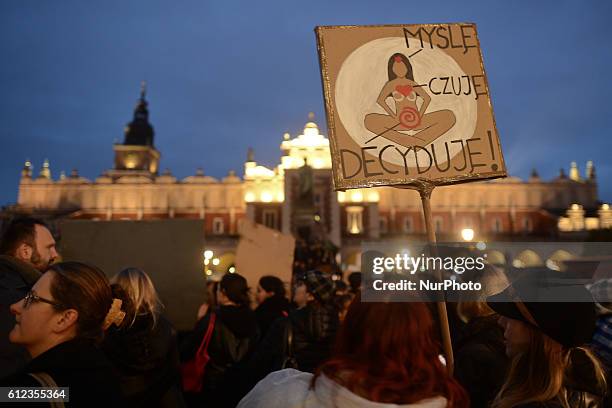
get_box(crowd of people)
[0,216,611,407]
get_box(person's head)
[488,276,606,407]
[293,280,310,309]
[256,275,286,304]
[0,217,58,271]
[302,270,335,305]
[218,273,250,307]
[9,261,124,358]
[457,264,509,323]
[387,53,414,81]
[111,267,162,327]
[487,274,597,355]
[347,272,362,294]
[493,316,606,408]
[334,280,348,296]
[314,294,468,406]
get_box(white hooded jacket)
[238,369,447,408]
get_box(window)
[434,216,444,233]
[463,217,473,228]
[212,217,225,235]
[379,217,388,234]
[263,210,278,230]
[346,206,364,234]
[492,218,503,233]
[523,217,533,233]
[403,216,413,233]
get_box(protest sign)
[316,23,506,190]
[235,220,295,290]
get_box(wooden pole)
[419,183,454,375]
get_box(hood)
[218,305,258,339]
[0,255,41,289]
[312,374,447,408]
[237,369,447,408]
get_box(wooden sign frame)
[315,23,506,192]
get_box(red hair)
[313,295,468,407]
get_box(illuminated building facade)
[12,89,611,270]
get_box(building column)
[368,203,380,239]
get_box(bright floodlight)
[212,258,220,266]
[204,250,213,259]
[229,266,236,273]
[461,228,475,242]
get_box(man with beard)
[0,217,58,379]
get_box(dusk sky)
[1,0,611,206]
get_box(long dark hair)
[387,53,414,81]
[48,261,116,342]
[220,273,250,307]
[492,328,606,408]
[259,275,286,298]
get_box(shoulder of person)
[0,371,44,387]
[237,369,312,408]
[0,255,41,287]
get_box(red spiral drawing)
[398,107,420,129]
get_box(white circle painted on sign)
[335,37,477,167]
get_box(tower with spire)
[109,82,161,179]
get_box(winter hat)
[303,270,335,303]
[487,273,596,348]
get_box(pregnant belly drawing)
[398,107,420,129]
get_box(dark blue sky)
[1,0,611,206]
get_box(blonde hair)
[492,326,606,408]
[457,264,509,323]
[111,267,163,327]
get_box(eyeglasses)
[23,291,64,309]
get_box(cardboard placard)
[235,220,295,291]
[315,23,506,190]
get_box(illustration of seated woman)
[364,52,455,147]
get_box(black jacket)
[244,301,339,389]
[254,295,290,338]
[0,255,41,379]
[0,338,125,407]
[102,314,185,407]
[180,305,259,407]
[453,314,509,408]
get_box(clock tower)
[108,82,160,179]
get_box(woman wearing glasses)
[0,261,126,406]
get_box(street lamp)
[203,249,215,279]
[212,258,220,266]
[461,228,475,242]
